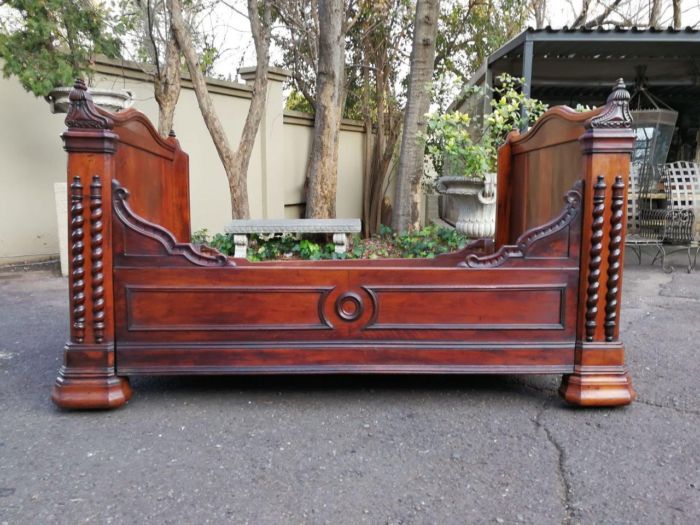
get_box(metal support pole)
[482,60,492,131]
[520,39,534,131]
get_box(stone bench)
[224,218,362,258]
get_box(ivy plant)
[192,225,470,262]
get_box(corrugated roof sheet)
[525,25,699,34]
[449,26,700,111]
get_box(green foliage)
[484,73,549,148]
[249,235,342,262]
[190,228,210,245]
[285,89,314,114]
[209,232,233,255]
[191,225,469,261]
[387,225,469,259]
[0,0,125,96]
[252,234,295,261]
[423,73,549,186]
[349,225,469,259]
[197,33,222,77]
[433,0,529,111]
[422,112,491,181]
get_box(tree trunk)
[230,0,272,214]
[531,0,547,29]
[672,0,681,29]
[136,0,181,138]
[361,64,373,235]
[305,0,346,219]
[649,0,662,27]
[154,35,181,137]
[392,0,439,232]
[169,0,271,219]
[571,0,591,27]
[583,0,623,28]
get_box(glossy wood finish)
[52,80,131,409]
[52,78,636,410]
[563,80,637,406]
[107,105,190,242]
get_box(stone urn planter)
[45,86,133,114]
[437,173,497,238]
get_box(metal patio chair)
[653,162,700,272]
[626,164,666,265]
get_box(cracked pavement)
[0,261,698,524]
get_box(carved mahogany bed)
[52,79,637,410]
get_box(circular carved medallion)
[335,292,364,322]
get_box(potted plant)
[423,112,498,237]
[424,74,548,238]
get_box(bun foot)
[52,367,132,409]
[559,368,636,407]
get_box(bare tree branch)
[584,0,624,27]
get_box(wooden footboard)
[111,179,582,375]
[52,79,636,410]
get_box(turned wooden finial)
[608,78,629,102]
[586,78,632,129]
[70,78,88,95]
[65,78,114,130]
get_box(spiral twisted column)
[585,176,606,342]
[605,176,624,341]
[70,176,86,343]
[90,175,105,343]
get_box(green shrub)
[191,225,470,261]
[423,73,549,186]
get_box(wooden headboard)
[95,106,191,242]
[495,105,606,247]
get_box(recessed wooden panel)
[116,343,575,375]
[126,286,332,331]
[366,285,565,330]
[524,141,583,232]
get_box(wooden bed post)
[560,79,637,406]
[51,80,132,409]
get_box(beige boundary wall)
[0,58,367,265]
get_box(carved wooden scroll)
[463,182,582,268]
[65,79,114,130]
[112,180,234,267]
[587,78,633,130]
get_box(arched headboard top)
[495,79,633,246]
[100,106,181,161]
[63,79,191,242]
[504,106,604,156]
[504,78,632,156]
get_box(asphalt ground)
[0,258,698,524]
